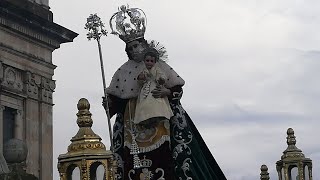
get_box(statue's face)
[144,55,156,70]
[127,40,145,62]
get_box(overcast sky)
[50,0,320,179]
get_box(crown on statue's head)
[110,5,147,43]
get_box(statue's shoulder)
[157,61,178,74]
[111,60,144,79]
[156,61,185,87]
[117,60,143,72]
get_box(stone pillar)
[0,106,4,152]
[37,76,54,180]
[39,103,52,180]
[14,110,23,140]
[284,165,289,180]
[308,164,313,180]
[0,104,8,174]
[0,62,2,151]
[25,99,40,178]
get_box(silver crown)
[109,5,147,43]
[140,156,152,168]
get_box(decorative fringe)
[133,154,142,169]
[142,81,151,99]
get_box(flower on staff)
[85,14,108,41]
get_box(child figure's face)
[144,55,156,70]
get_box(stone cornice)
[0,0,78,49]
[0,87,27,99]
[0,16,60,48]
[1,0,52,20]
[0,42,57,71]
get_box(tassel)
[130,135,142,169]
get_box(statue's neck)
[130,59,142,63]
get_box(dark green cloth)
[110,87,227,180]
[169,97,226,180]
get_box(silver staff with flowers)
[84,14,114,152]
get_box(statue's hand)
[157,77,165,85]
[151,86,170,98]
[102,96,112,110]
[137,72,146,81]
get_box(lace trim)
[124,135,170,153]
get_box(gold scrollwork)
[68,142,106,153]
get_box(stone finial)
[3,139,28,164]
[0,139,38,179]
[260,165,270,180]
[276,128,313,180]
[282,128,304,159]
[286,128,297,147]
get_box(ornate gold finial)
[76,98,93,127]
[66,98,106,154]
[77,98,90,111]
[58,98,114,180]
[260,165,270,180]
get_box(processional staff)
[84,14,114,152]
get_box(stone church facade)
[0,0,77,179]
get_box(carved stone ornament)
[6,68,15,85]
[41,77,56,104]
[25,71,41,99]
[2,66,23,92]
[0,61,3,82]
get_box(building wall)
[28,0,49,7]
[0,0,77,179]
[0,25,56,179]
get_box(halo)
[147,40,168,62]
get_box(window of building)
[3,107,15,143]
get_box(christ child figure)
[134,50,174,124]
